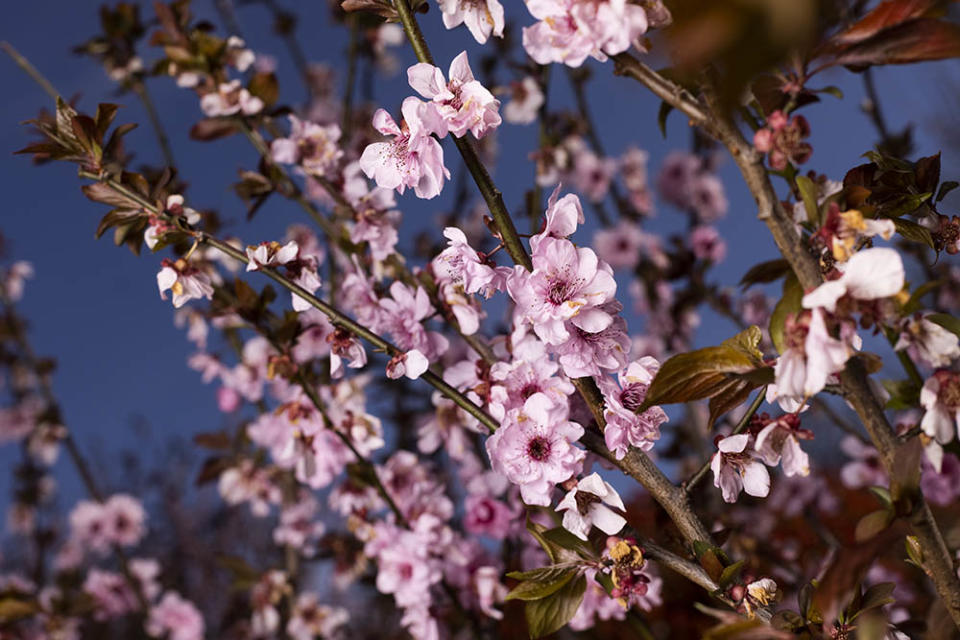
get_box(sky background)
[1,1,959,514]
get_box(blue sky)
[1,1,958,508]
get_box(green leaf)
[796,174,820,224]
[770,273,802,355]
[819,85,844,99]
[525,574,587,639]
[739,259,791,289]
[657,101,673,138]
[880,192,932,218]
[857,582,896,616]
[903,279,942,314]
[0,597,38,623]
[936,180,959,202]
[718,560,745,588]
[882,379,920,410]
[893,217,935,249]
[639,328,770,410]
[506,566,578,601]
[542,527,597,559]
[854,509,892,542]
[927,312,960,338]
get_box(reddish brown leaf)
[834,18,960,67]
[190,118,239,141]
[833,0,941,45]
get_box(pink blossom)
[157,259,214,308]
[386,349,430,380]
[508,237,617,345]
[710,434,770,503]
[379,281,449,360]
[485,392,585,505]
[594,220,647,270]
[464,494,516,539]
[754,110,812,170]
[599,357,668,458]
[488,352,574,421]
[556,304,631,378]
[103,494,147,547]
[286,593,349,640]
[437,0,505,43]
[270,115,343,178]
[839,436,886,489]
[359,97,450,199]
[894,314,960,369]
[771,309,852,410]
[753,413,812,477]
[418,392,483,461]
[274,496,326,554]
[218,460,281,517]
[408,51,502,139]
[503,76,544,125]
[225,35,255,72]
[83,570,138,620]
[570,568,628,630]
[690,225,727,263]
[200,80,263,117]
[572,148,617,202]
[146,592,205,640]
[522,0,649,67]
[433,227,507,297]
[801,247,905,313]
[245,240,299,271]
[2,261,33,301]
[556,472,626,540]
[920,370,960,444]
[531,185,585,252]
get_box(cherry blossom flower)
[157,259,214,308]
[895,314,960,369]
[602,537,662,609]
[753,413,812,477]
[433,227,507,297]
[245,240,299,271]
[2,261,33,301]
[488,351,574,421]
[522,0,649,67]
[437,0,505,43]
[146,592,205,640]
[570,567,628,630]
[599,357,668,458]
[200,80,263,117]
[593,220,647,270]
[801,247,905,313]
[464,494,516,539]
[743,578,779,617]
[508,236,617,345]
[359,97,450,199]
[710,434,770,503]
[286,593,349,640]
[572,147,617,202]
[839,436,887,489]
[690,225,727,263]
[556,472,626,540]
[218,460,281,517]
[407,51,502,139]
[920,370,960,444]
[379,281,449,360]
[754,110,812,170]
[386,349,430,380]
[84,570,138,621]
[812,205,895,263]
[503,76,544,124]
[225,36,255,72]
[556,304,631,378]
[485,392,585,505]
[270,115,343,178]
[770,308,854,411]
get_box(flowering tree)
[3,0,960,638]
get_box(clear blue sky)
[1,1,958,506]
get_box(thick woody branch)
[390,3,717,551]
[614,58,960,628]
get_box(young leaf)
[795,174,820,224]
[854,509,892,542]
[505,566,578,602]
[893,218,935,249]
[927,312,960,338]
[524,573,587,639]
